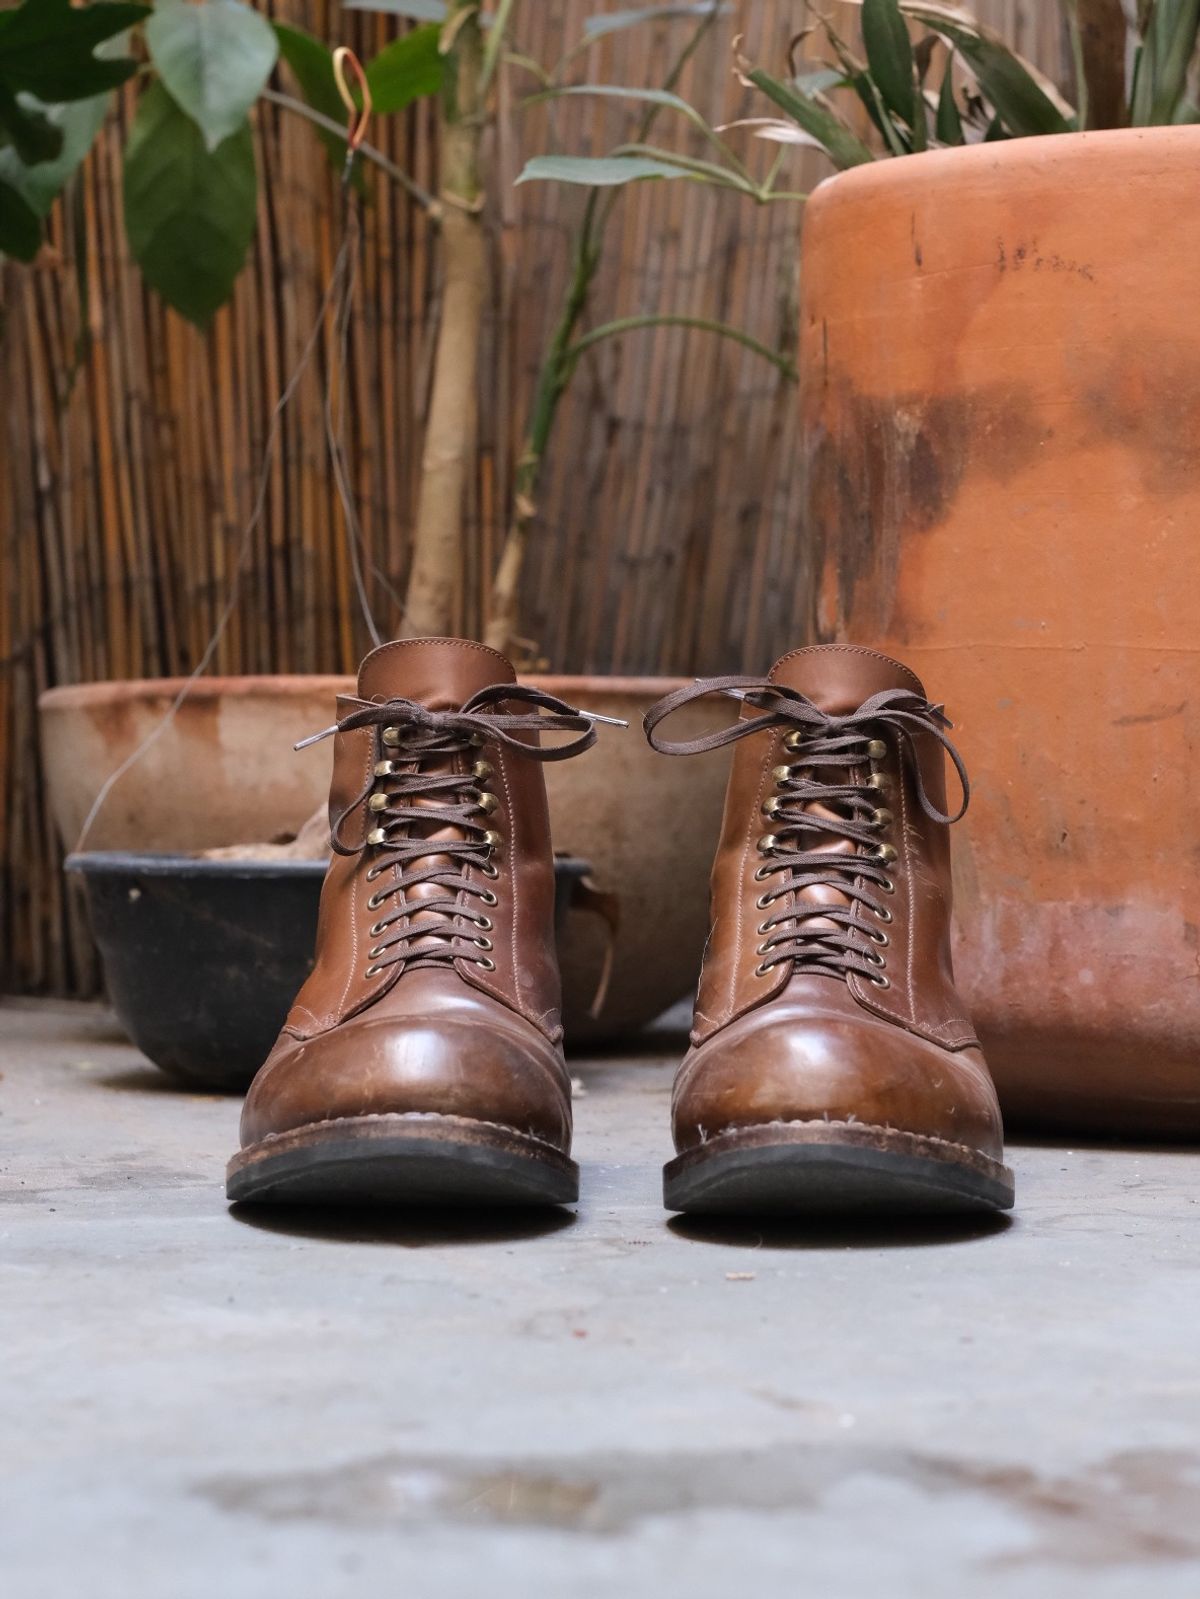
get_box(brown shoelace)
[644,678,970,984]
[299,686,599,978]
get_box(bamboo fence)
[0,0,1065,995]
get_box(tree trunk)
[402,3,486,639]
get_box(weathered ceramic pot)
[39,673,727,1042]
[799,127,1200,1136]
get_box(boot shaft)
[673,645,976,1050]
[288,639,566,1043]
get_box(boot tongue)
[354,639,516,964]
[764,646,921,959]
[768,644,925,715]
[357,637,515,709]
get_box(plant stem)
[565,314,798,381]
[402,1,487,639]
[484,1,723,655]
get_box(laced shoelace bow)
[644,678,970,986]
[298,685,605,979]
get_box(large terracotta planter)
[799,127,1200,1136]
[39,673,727,1042]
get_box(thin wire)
[76,203,359,851]
[323,194,385,647]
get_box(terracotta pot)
[799,127,1200,1137]
[39,673,727,1041]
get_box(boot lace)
[299,686,600,979]
[644,677,969,989]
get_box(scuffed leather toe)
[673,994,1004,1161]
[240,1012,572,1151]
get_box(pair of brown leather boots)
[226,637,1014,1217]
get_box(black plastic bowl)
[65,853,328,1091]
[66,851,590,1093]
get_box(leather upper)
[675,644,1004,1158]
[239,638,572,1155]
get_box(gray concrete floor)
[2,997,1199,1599]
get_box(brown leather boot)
[645,645,1014,1216]
[226,638,599,1208]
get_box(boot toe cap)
[240,1014,571,1152]
[673,1006,1003,1160]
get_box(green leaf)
[581,4,731,41]
[273,22,351,171]
[123,82,257,327]
[898,3,1074,135]
[533,83,708,129]
[0,174,41,260]
[0,93,107,215]
[0,0,149,103]
[794,67,846,96]
[1130,0,1200,124]
[343,1,449,18]
[862,0,919,132]
[740,64,875,169]
[516,153,693,186]
[0,86,63,165]
[274,24,345,123]
[935,57,964,144]
[366,24,445,114]
[146,0,278,153]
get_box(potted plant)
[613,0,1198,1137]
[19,1,800,1068]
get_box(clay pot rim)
[39,671,692,710]
[810,123,1200,208]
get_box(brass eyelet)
[381,726,402,748]
[755,892,774,910]
[477,793,499,816]
[366,827,387,847]
[756,940,772,957]
[367,891,384,910]
[480,888,498,906]
[368,792,388,813]
[474,936,493,951]
[753,864,771,881]
[871,807,893,829]
[368,943,385,960]
[483,829,503,850]
[762,796,782,820]
[473,760,493,781]
[872,843,898,865]
[867,771,890,793]
[476,916,493,932]
[866,738,887,760]
[866,927,890,947]
[754,961,771,978]
[880,876,896,895]
[771,764,793,784]
[874,904,893,923]
[476,956,496,972]
[758,834,779,855]
[366,866,381,882]
[364,964,383,978]
[468,732,485,748]
[369,921,386,937]
[866,949,886,968]
[374,760,395,778]
[870,973,891,989]
[783,730,804,753]
[481,861,500,880]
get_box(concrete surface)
[2,997,1199,1599]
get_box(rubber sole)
[226,1113,579,1208]
[663,1121,1015,1216]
